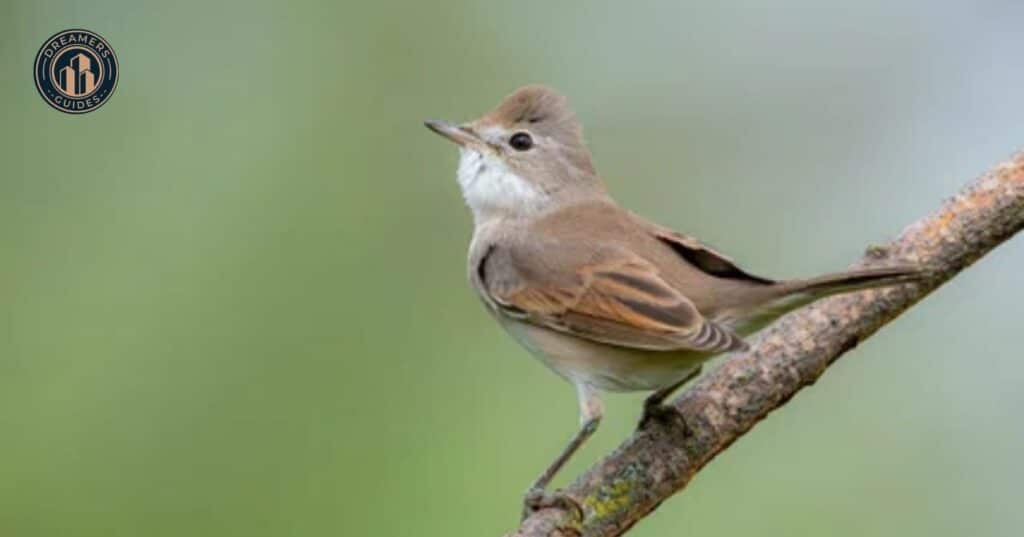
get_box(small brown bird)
[425,85,921,516]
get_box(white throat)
[456,149,547,223]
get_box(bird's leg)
[640,365,702,428]
[522,383,603,521]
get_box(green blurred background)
[2,1,1023,536]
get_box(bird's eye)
[509,132,533,151]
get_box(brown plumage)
[425,85,924,514]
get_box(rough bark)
[507,151,1024,537]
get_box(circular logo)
[34,29,118,114]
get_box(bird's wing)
[479,241,748,353]
[643,222,775,285]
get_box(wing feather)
[483,245,747,353]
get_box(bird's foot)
[638,366,701,430]
[522,487,583,522]
[639,398,687,431]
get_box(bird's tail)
[778,265,926,298]
[723,265,926,335]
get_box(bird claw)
[639,400,686,430]
[522,487,583,522]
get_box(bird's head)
[426,85,603,222]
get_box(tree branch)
[507,151,1024,537]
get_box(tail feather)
[721,265,926,335]
[782,265,926,298]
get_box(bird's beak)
[424,120,486,151]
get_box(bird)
[424,85,922,517]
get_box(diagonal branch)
[508,151,1024,537]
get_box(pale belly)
[500,318,714,392]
